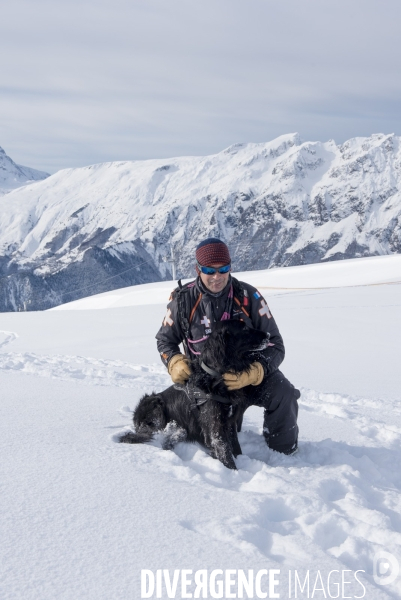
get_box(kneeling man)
[156,238,299,455]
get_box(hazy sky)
[1,0,400,173]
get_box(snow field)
[1,258,401,599]
[116,388,401,585]
[0,352,169,389]
[52,254,401,310]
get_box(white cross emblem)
[201,315,211,328]
[258,299,272,319]
[163,308,174,327]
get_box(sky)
[1,0,401,174]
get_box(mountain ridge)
[0,146,49,196]
[0,132,400,311]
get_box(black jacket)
[156,276,285,378]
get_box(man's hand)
[223,362,264,391]
[168,354,192,384]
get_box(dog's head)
[133,393,168,433]
[200,320,269,373]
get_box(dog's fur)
[119,320,268,469]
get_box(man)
[156,238,299,455]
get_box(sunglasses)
[197,261,231,275]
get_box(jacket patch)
[163,308,174,326]
[258,299,272,319]
[200,315,211,328]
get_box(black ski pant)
[261,370,300,454]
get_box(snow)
[1,133,401,283]
[1,256,401,599]
[51,254,401,311]
[0,145,49,196]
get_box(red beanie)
[195,238,231,267]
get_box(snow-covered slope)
[52,254,401,310]
[1,261,400,599]
[0,145,49,196]
[0,133,401,311]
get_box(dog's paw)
[162,422,188,450]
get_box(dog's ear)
[211,328,229,365]
[155,395,165,407]
[218,329,230,342]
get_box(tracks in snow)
[0,329,169,389]
[0,330,18,349]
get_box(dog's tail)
[119,430,154,444]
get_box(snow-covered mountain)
[0,146,49,196]
[0,132,400,311]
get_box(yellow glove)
[222,362,264,391]
[168,353,192,384]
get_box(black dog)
[119,320,268,470]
